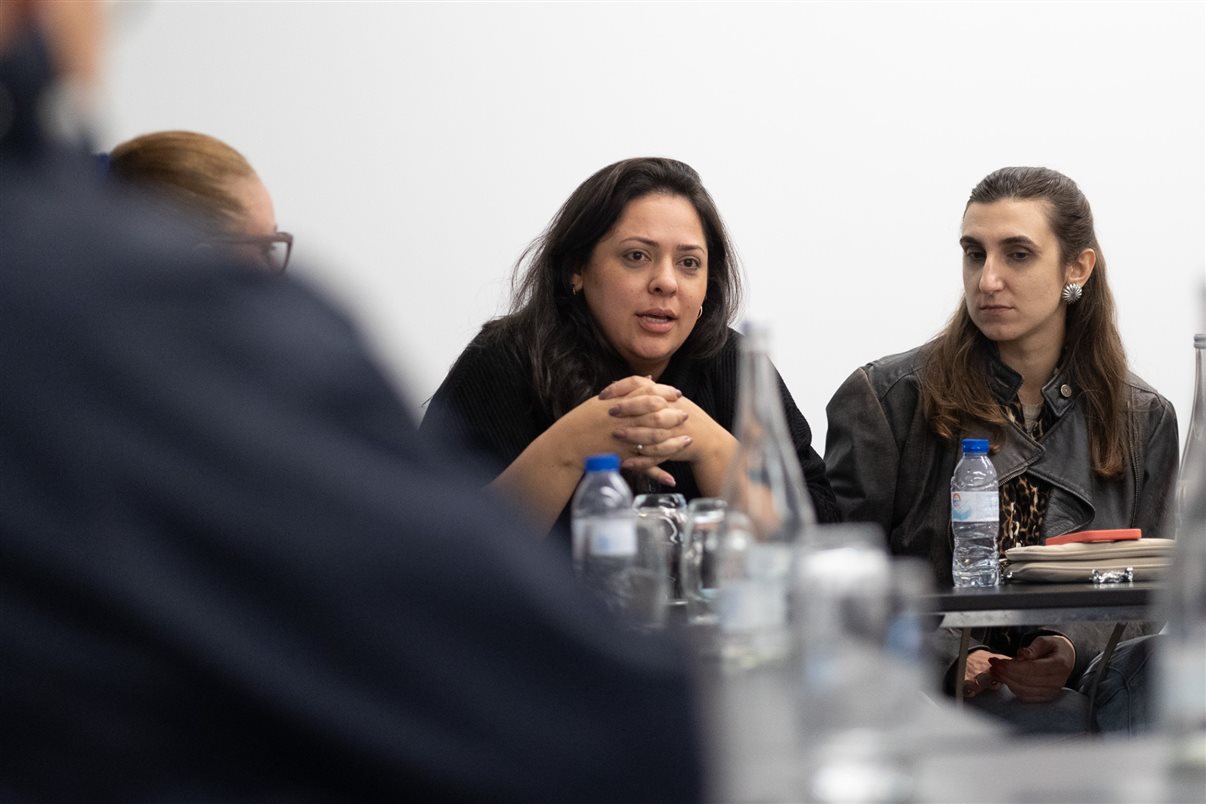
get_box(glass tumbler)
[680,498,727,625]
[634,493,687,609]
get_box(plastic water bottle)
[950,438,999,587]
[571,454,664,626]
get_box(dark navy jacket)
[0,34,701,803]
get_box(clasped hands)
[583,375,705,486]
[962,635,1076,703]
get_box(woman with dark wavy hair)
[423,157,839,537]
[825,166,1178,734]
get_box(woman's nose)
[979,257,1005,293]
[649,258,678,295]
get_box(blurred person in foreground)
[824,166,1178,734]
[107,129,294,273]
[421,157,841,541]
[0,4,701,801]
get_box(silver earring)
[697,305,703,319]
[1061,282,1083,305]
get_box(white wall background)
[102,1,1205,453]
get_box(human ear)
[1065,248,1096,286]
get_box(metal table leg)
[954,627,971,707]
[1084,622,1126,733]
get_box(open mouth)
[636,309,677,332]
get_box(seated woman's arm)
[422,340,692,535]
[778,369,841,523]
[1133,387,1180,538]
[824,366,900,531]
[428,335,838,533]
[621,354,835,521]
[490,378,689,533]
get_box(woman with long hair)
[422,157,840,537]
[825,166,1178,733]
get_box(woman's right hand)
[560,375,692,485]
[987,636,1076,703]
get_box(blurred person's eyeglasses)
[203,232,293,274]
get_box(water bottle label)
[951,490,999,523]
[589,519,637,557]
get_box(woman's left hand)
[599,376,692,485]
[601,377,737,494]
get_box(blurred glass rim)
[633,493,687,510]
[686,497,726,512]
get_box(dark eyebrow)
[618,237,706,252]
[958,235,1040,249]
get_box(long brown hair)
[109,130,255,237]
[920,166,1129,477]
[484,157,742,419]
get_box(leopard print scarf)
[998,401,1053,559]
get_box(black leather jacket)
[824,345,1179,582]
[824,345,1179,682]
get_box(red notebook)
[1044,528,1142,546]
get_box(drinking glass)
[633,493,687,610]
[796,523,932,804]
[680,498,727,625]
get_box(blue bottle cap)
[584,453,622,472]
[960,438,990,454]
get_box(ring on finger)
[635,443,644,455]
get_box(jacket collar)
[982,340,1076,417]
[980,343,1094,532]
[984,342,1025,403]
[1040,365,1077,418]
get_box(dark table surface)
[923,580,1161,613]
